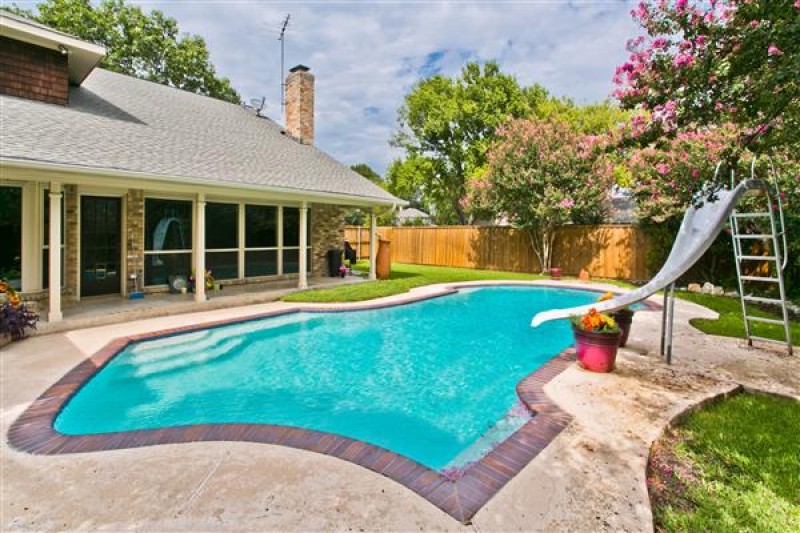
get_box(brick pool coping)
[7,282,660,523]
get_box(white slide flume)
[531,180,765,328]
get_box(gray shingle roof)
[0,68,400,205]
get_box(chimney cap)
[289,64,310,73]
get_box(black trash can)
[327,249,343,277]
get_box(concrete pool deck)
[2,280,798,531]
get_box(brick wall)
[310,203,345,277]
[63,185,78,300]
[0,36,69,105]
[125,189,145,294]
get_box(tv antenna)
[278,13,290,114]
[250,97,266,116]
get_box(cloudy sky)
[23,0,640,174]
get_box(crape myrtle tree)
[606,0,800,294]
[469,117,613,273]
[5,0,240,103]
[614,0,799,155]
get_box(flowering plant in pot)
[0,279,39,342]
[598,291,635,347]
[570,308,620,373]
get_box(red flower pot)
[611,309,635,347]
[550,267,562,280]
[572,324,621,373]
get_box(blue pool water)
[55,286,600,469]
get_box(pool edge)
[8,281,639,523]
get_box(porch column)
[298,201,308,289]
[369,209,377,281]
[48,183,62,322]
[20,182,41,293]
[194,193,206,302]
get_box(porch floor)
[36,274,365,336]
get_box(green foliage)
[471,116,612,272]
[350,163,383,185]
[653,394,800,532]
[391,61,537,224]
[282,262,546,303]
[9,0,239,103]
[535,98,630,135]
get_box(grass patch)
[677,292,799,346]
[649,393,800,532]
[282,262,550,302]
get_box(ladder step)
[746,316,786,325]
[743,295,785,305]
[733,234,773,239]
[748,335,789,345]
[740,276,780,283]
[732,212,771,218]
[738,255,777,261]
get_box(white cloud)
[18,0,640,174]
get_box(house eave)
[0,157,406,208]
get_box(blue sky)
[18,0,639,174]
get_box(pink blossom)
[768,45,783,57]
[749,20,761,28]
[656,163,670,176]
[673,53,695,68]
[794,1,800,8]
[675,0,688,12]
[692,169,700,178]
[652,37,669,50]
[559,198,575,209]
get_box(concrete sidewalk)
[2,281,798,531]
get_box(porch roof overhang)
[0,157,407,209]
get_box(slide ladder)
[729,162,793,355]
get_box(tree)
[384,156,434,214]
[614,0,799,155]
[470,117,612,272]
[350,163,383,185]
[6,0,239,103]
[392,61,540,224]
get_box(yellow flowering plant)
[571,307,619,333]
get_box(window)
[281,207,311,274]
[144,198,192,286]
[245,205,279,277]
[0,186,22,290]
[205,202,238,280]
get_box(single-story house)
[0,13,403,322]
[394,207,432,226]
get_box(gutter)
[0,157,408,208]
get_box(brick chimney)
[285,64,314,144]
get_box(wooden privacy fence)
[344,225,650,281]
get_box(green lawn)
[677,291,799,346]
[282,261,548,302]
[650,393,800,532]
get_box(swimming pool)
[54,286,600,470]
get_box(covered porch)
[1,164,388,325]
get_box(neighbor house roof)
[0,68,401,206]
[396,207,430,219]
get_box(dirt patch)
[647,429,700,532]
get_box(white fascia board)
[0,157,406,208]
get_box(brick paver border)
[8,283,657,523]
